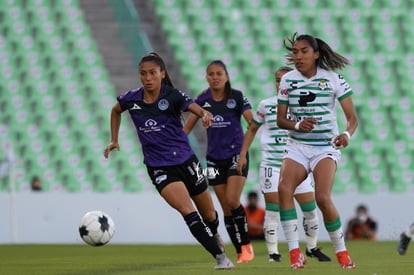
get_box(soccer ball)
[79,210,115,246]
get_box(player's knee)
[278,178,293,196]
[226,197,241,210]
[315,193,331,212]
[203,210,218,223]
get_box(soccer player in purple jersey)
[184,60,254,264]
[104,53,234,270]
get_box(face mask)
[358,214,368,223]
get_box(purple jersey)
[117,85,194,167]
[195,88,251,159]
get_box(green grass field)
[1,241,413,274]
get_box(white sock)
[302,209,318,250]
[264,210,280,254]
[281,219,299,251]
[406,222,414,237]
[328,228,347,253]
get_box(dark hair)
[275,66,293,75]
[357,204,368,212]
[283,32,350,71]
[206,60,232,98]
[139,52,174,88]
[248,191,258,199]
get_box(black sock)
[204,211,219,235]
[231,205,250,245]
[224,215,241,253]
[184,211,222,257]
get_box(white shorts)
[284,139,341,173]
[259,165,314,194]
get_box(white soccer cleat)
[215,254,234,270]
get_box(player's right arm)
[183,112,200,134]
[104,102,123,158]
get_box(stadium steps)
[78,0,137,95]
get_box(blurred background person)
[244,191,265,240]
[30,176,42,192]
[346,204,377,240]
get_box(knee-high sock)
[264,203,280,255]
[184,211,222,257]
[325,216,346,253]
[204,211,219,235]
[300,200,318,250]
[232,205,250,246]
[280,208,299,251]
[224,215,241,253]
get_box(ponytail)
[283,32,350,71]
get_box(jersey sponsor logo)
[202,102,212,108]
[298,91,316,106]
[280,88,288,95]
[212,115,231,128]
[140,119,164,133]
[129,103,141,110]
[226,98,236,109]
[144,119,157,127]
[158,99,169,110]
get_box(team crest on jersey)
[226,98,236,109]
[264,178,272,189]
[318,79,327,90]
[158,99,169,110]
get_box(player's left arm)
[242,109,253,129]
[333,96,358,149]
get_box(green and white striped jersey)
[253,96,287,168]
[278,67,353,146]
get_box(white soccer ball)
[79,210,115,246]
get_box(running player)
[277,33,358,269]
[104,53,234,270]
[184,60,254,263]
[237,66,331,263]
